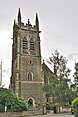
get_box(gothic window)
[28,72,33,81]
[30,38,35,50]
[23,37,28,53]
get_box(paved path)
[30,113,74,117]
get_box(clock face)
[27,59,33,65]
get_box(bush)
[0,104,4,112]
[0,88,27,112]
[72,97,78,117]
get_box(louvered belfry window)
[30,38,35,50]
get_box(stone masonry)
[9,8,46,107]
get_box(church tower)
[10,8,46,107]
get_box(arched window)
[28,72,33,81]
[30,38,35,50]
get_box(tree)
[48,50,70,78]
[73,62,78,95]
[46,50,71,105]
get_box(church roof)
[42,61,54,83]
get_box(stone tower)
[10,8,46,107]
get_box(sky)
[0,0,78,87]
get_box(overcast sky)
[0,0,78,87]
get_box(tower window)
[28,72,33,81]
[23,37,28,53]
[23,37,28,49]
[30,38,35,50]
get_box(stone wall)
[0,111,26,117]
[26,107,47,116]
[60,106,71,113]
[0,107,47,117]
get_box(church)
[9,8,47,107]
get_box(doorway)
[28,98,33,106]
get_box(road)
[31,113,74,117]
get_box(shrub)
[0,104,4,112]
[0,88,27,112]
[72,97,78,117]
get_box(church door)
[28,98,33,106]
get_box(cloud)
[3,68,10,74]
[56,35,65,39]
[68,53,78,62]
[0,31,12,88]
[2,67,11,88]
[0,31,12,68]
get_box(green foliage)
[72,97,78,117]
[0,104,4,112]
[43,50,73,106]
[73,62,78,95]
[48,50,71,78]
[0,88,27,112]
